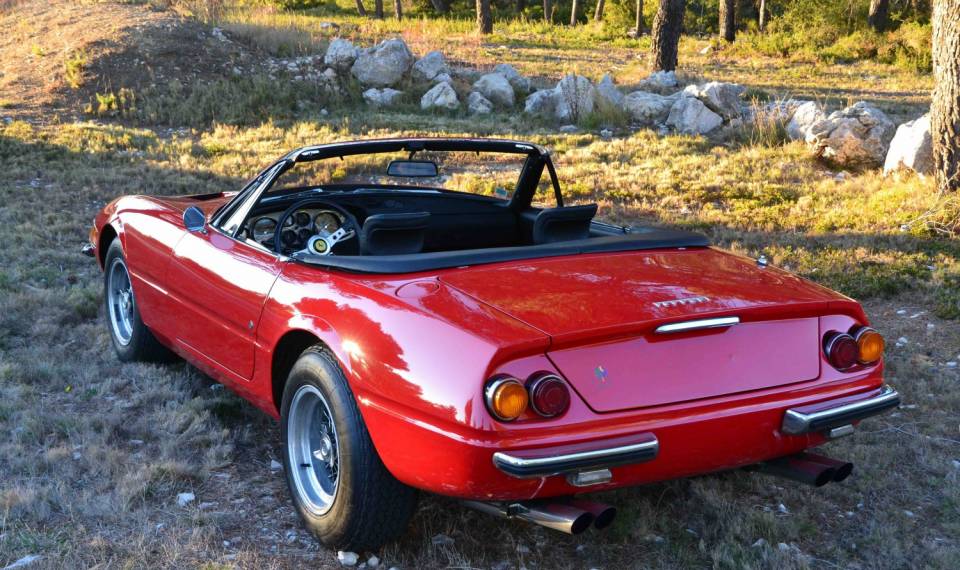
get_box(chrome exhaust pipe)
[463,500,595,535]
[798,452,854,482]
[752,455,836,487]
[566,499,618,530]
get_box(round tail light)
[527,373,570,418]
[853,327,884,364]
[485,377,528,421]
[824,332,858,370]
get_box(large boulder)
[807,102,896,167]
[884,113,933,176]
[324,38,359,71]
[524,89,557,117]
[554,74,595,123]
[595,74,625,109]
[667,94,723,135]
[467,91,493,115]
[686,81,745,120]
[420,82,459,110]
[493,63,531,95]
[787,101,826,141]
[637,70,681,94]
[623,91,677,125]
[412,50,449,82]
[351,38,414,87]
[472,72,515,107]
[362,87,404,107]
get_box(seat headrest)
[532,204,598,244]
[360,212,430,256]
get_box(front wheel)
[103,239,170,362]
[281,347,418,551]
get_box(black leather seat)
[531,204,598,244]
[360,212,430,255]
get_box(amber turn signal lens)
[485,377,528,421]
[854,327,884,364]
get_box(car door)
[165,226,282,381]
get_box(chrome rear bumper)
[493,433,659,479]
[782,385,900,435]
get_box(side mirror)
[183,206,207,233]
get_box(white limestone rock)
[420,81,459,110]
[472,72,515,107]
[351,38,414,87]
[884,113,933,176]
[323,38,359,71]
[807,102,896,167]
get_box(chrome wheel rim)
[107,257,135,345]
[287,384,340,515]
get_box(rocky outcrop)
[420,81,459,110]
[807,102,896,167]
[554,74,595,122]
[667,94,723,134]
[412,50,449,82]
[472,72,515,107]
[595,74,625,109]
[686,81,745,120]
[524,89,557,116]
[362,87,404,107]
[324,38,359,72]
[623,91,676,124]
[884,113,933,176]
[351,38,414,87]
[467,91,493,115]
[494,63,531,95]
[787,101,826,141]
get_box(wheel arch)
[271,329,328,414]
[98,223,119,267]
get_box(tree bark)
[543,0,553,22]
[516,0,526,15]
[651,0,685,71]
[394,0,402,20]
[868,0,890,32]
[594,0,605,21]
[758,0,767,32]
[355,0,367,16]
[719,0,735,42]
[477,0,493,34]
[635,0,644,33]
[374,0,383,18]
[932,0,960,192]
[570,0,580,25]
[430,0,449,14]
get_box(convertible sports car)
[85,138,900,549]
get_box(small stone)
[778,503,789,514]
[600,128,613,138]
[366,555,379,568]
[904,510,916,518]
[285,530,298,544]
[777,542,790,552]
[467,91,493,115]
[270,459,282,471]
[951,460,960,469]
[3,555,41,569]
[431,533,455,546]
[337,551,359,566]
[176,492,195,507]
[199,502,217,510]
[72,451,82,460]
[896,309,907,315]
[362,88,404,108]
[130,439,144,445]
[751,538,767,548]
[558,125,578,133]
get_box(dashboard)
[241,208,345,251]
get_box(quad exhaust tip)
[463,498,617,535]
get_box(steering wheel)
[273,199,360,257]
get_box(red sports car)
[85,138,900,550]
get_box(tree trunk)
[932,0,960,192]
[570,0,580,25]
[374,0,383,18]
[758,0,767,32]
[651,0,685,71]
[430,0,449,14]
[543,0,553,22]
[719,0,735,42]
[868,0,890,32]
[594,0,605,21]
[635,0,644,33]
[394,0,402,20]
[477,0,493,34]
[355,0,367,16]
[516,0,526,15]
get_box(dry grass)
[0,1,958,569]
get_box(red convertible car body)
[86,138,899,548]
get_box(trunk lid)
[439,248,847,412]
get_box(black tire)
[103,239,171,362]
[280,346,418,551]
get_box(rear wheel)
[281,346,418,551]
[103,239,170,362]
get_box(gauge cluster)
[246,209,344,250]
